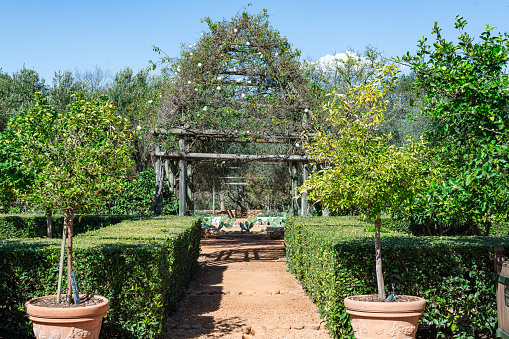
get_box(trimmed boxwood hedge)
[285,216,508,339]
[0,214,136,239]
[0,216,201,338]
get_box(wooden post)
[168,161,177,195]
[212,184,216,214]
[152,146,163,216]
[290,162,299,216]
[186,162,194,215]
[301,163,309,216]
[179,137,186,216]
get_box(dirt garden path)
[162,224,331,339]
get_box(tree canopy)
[400,15,509,235]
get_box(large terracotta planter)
[344,295,426,339]
[25,295,109,339]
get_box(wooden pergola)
[149,12,320,217]
[149,128,310,217]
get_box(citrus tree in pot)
[9,93,134,338]
[301,64,427,338]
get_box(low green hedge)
[0,214,136,239]
[285,216,507,339]
[0,216,201,338]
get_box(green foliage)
[9,93,134,212]
[217,216,236,231]
[0,216,201,338]
[154,9,317,140]
[302,64,426,220]
[399,16,509,235]
[94,169,178,216]
[239,216,255,233]
[285,217,503,339]
[0,214,134,239]
[0,67,47,133]
[0,127,34,213]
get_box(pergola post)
[301,162,309,216]
[152,146,164,216]
[290,162,299,216]
[167,160,178,195]
[186,162,194,215]
[179,137,187,216]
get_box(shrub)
[0,214,134,239]
[285,216,505,339]
[95,169,178,216]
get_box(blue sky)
[2,0,508,83]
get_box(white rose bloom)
[241,93,246,98]
[136,125,142,131]
[195,88,198,91]
[234,28,238,33]
[190,52,193,56]
[198,63,202,67]
[246,42,250,46]
[304,108,309,113]
[203,106,207,111]
[148,100,153,104]
[188,81,192,84]
[236,78,242,82]
[216,86,221,90]
[188,45,192,48]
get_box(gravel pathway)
[161,228,331,339]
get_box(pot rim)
[25,294,109,319]
[344,294,426,314]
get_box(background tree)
[0,67,47,133]
[108,67,164,172]
[301,64,426,298]
[9,92,134,299]
[399,16,509,235]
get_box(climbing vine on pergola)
[156,9,319,141]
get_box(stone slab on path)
[162,233,331,339]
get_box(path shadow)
[162,232,286,338]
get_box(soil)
[349,295,422,302]
[29,294,105,308]
[162,223,331,339]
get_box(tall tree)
[399,16,509,235]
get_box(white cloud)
[316,51,409,73]
[316,51,367,72]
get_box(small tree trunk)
[64,207,76,302]
[46,209,53,238]
[374,214,385,299]
[220,190,225,211]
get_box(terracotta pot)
[25,295,109,339]
[344,295,426,339]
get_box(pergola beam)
[150,128,303,143]
[151,150,307,162]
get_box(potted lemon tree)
[9,93,134,339]
[302,64,427,339]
